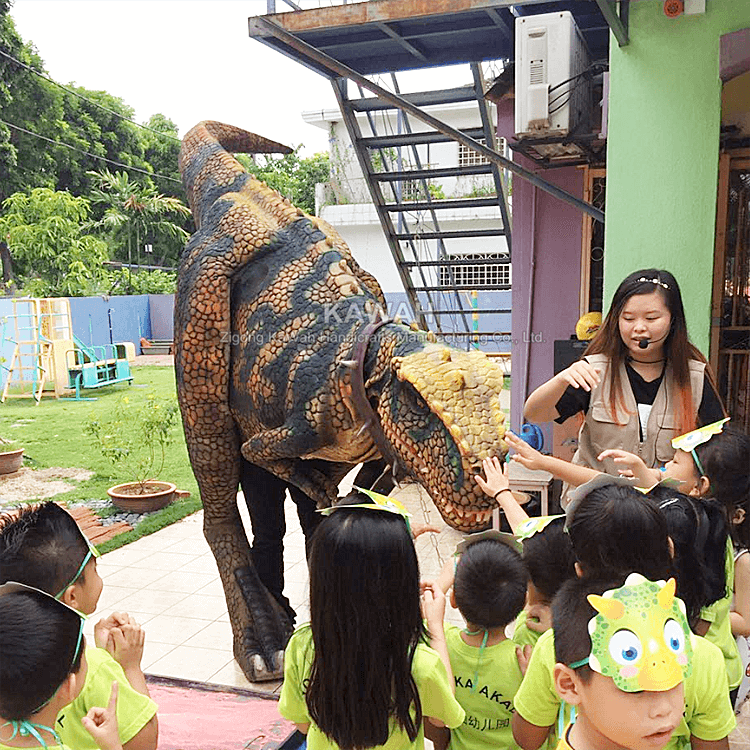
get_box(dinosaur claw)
[340,359,358,368]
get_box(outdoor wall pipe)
[522,184,537,429]
[252,17,605,224]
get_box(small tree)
[86,393,180,493]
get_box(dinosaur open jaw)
[441,502,494,529]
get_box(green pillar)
[604,0,750,355]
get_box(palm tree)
[87,169,191,276]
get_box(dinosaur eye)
[663,619,685,654]
[608,629,642,665]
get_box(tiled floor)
[90,477,465,694]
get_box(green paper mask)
[586,573,693,692]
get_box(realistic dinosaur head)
[375,340,508,531]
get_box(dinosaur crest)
[586,573,692,692]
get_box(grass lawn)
[0,365,202,553]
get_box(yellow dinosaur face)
[381,344,508,531]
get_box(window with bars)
[439,253,511,287]
[458,138,506,167]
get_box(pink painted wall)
[496,100,584,443]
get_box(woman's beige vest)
[562,354,706,504]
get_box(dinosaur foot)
[232,565,294,682]
[236,645,286,682]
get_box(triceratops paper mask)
[585,573,693,692]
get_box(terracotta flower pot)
[106,481,176,513]
[0,449,24,475]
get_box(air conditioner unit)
[515,11,591,140]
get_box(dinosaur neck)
[362,323,424,396]
[344,321,426,474]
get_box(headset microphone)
[637,327,672,350]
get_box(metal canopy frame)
[251,15,605,223]
[594,0,630,46]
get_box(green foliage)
[108,268,176,295]
[462,183,498,199]
[87,168,190,267]
[86,392,180,489]
[428,183,447,200]
[0,188,109,296]
[0,12,64,202]
[237,149,330,214]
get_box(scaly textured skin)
[175,120,509,681]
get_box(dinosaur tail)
[179,120,293,223]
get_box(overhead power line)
[0,46,181,143]
[0,117,182,184]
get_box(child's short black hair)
[552,576,625,684]
[0,589,84,720]
[695,426,750,549]
[454,539,527,629]
[0,503,89,596]
[566,485,673,581]
[522,517,576,602]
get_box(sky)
[9,0,475,156]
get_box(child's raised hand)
[110,621,145,672]
[94,612,130,652]
[525,603,552,634]
[81,681,122,750]
[474,456,510,501]
[504,431,544,471]
[597,449,657,486]
[420,582,446,627]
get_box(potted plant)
[86,393,180,513]
[0,437,23,475]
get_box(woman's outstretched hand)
[504,431,545,471]
[556,360,601,392]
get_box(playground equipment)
[1,298,135,403]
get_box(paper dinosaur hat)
[582,573,693,692]
[53,506,101,599]
[455,515,565,555]
[671,418,730,476]
[564,473,682,530]
[318,487,412,529]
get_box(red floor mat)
[146,675,296,750]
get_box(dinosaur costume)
[175,121,509,680]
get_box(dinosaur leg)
[188,432,292,682]
[240,458,297,623]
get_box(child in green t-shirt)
[0,582,122,750]
[0,503,158,750]
[278,490,465,750]
[512,518,577,649]
[551,574,690,750]
[440,535,529,750]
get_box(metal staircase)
[331,62,512,350]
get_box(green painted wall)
[604,0,750,355]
